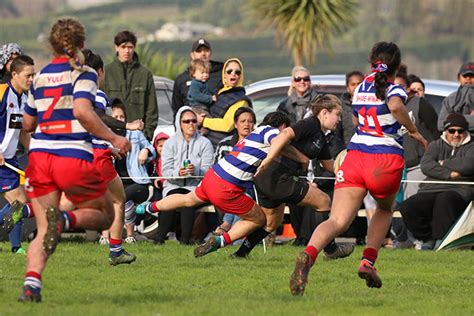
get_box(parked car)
[245,75,459,123]
[153,76,175,137]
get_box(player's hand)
[0,152,4,166]
[138,148,148,165]
[126,119,144,131]
[301,157,309,172]
[255,157,271,177]
[450,171,461,179]
[111,135,131,158]
[409,131,428,150]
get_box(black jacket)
[419,134,474,201]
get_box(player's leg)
[19,190,61,303]
[290,187,366,296]
[194,202,266,257]
[357,153,404,288]
[136,190,205,214]
[357,194,396,289]
[106,176,136,265]
[232,204,285,258]
[298,183,355,260]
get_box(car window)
[156,89,173,125]
[252,95,286,124]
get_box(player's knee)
[331,217,351,235]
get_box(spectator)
[339,70,364,146]
[213,107,256,239]
[172,38,223,115]
[0,43,23,84]
[110,99,156,243]
[400,113,474,250]
[437,62,474,133]
[277,66,319,125]
[408,74,425,97]
[275,66,321,245]
[155,106,214,245]
[150,132,169,192]
[198,58,251,148]
[102,30,158,140]
[402,74,440,199]
[187,59,216,109]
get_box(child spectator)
[151,132,169,192]
[187,59,216,109]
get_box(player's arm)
[22,112,37,133]
[320,159,335,174]
[281,144,309,170]
[387,96,428,150]
[73,98,131,155]
[19,129,31,150]
[256,127,295,176]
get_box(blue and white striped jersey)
[348,76,408,156]
[213,125,279,189]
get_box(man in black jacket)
[171,39,223,116]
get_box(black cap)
[191,38,211,52]
[459,62,474,76]
[443,113,469,131]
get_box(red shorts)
[194,168,255,215]
[334,150,404,199]
[25,152,107,205]
[93,148,117,183]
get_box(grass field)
[1,240,473,316]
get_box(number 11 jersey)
[348,78,408,156]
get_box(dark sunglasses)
[181,119,197,124]
[294,76,310,82]
[225,69,241,75]
[447,128,465,134]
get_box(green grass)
[0,241,473,316]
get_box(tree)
[247,0,357,66]
[135,43,188,80]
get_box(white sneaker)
[99,235,109,245]
[124,236,137,244]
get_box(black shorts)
[254,161,309,209]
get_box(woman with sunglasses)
[400,113,474,250]
[277,66,319,125]
[154,106,214,245]
[198,58,251,148]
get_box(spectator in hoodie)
[153,106,214,245]
[197,58,251,148]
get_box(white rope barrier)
[120,175,474,185]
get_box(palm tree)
[247,0,357,66]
